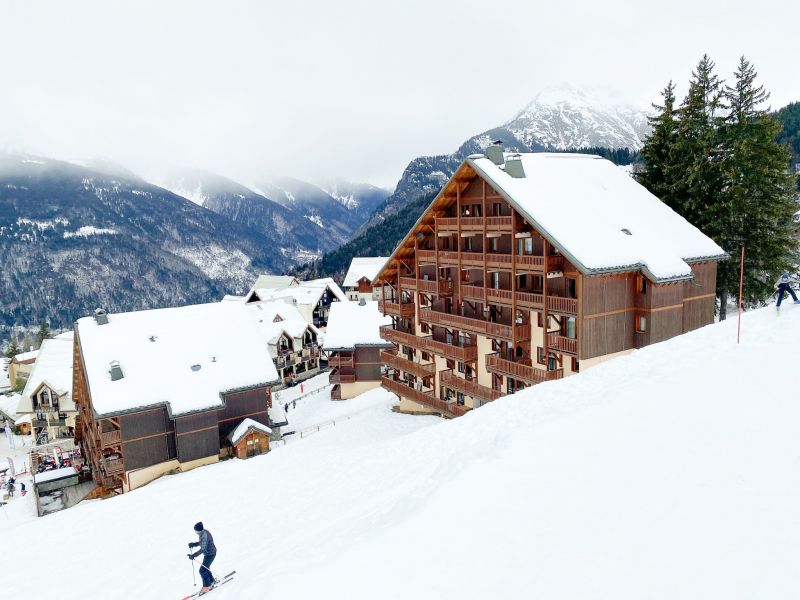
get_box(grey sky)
[1,0,797,189]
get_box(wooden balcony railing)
[486,216,513,229]
[516,255,545,268]
[418,279,454,296]
[546,296,578,314]
[102,457,125,475]
[436,217,459,228]
[331,384,342,400]
[381,376,468,417]
[437,250,460,264]
[486,253,513,269]
[459,252,483,266]
[421,337,478,362]
[379,326,426,350]
[399,277,417,290]
[485,354,564,385]
[420,309,530,341]
[417,249,436,263]
[378,300,415,318]
[439,370,502,403]
[547,333,578,354]
[328,353,354,369]
[434,216,512,231]
[461,285,484,301]
[486,288,514,303]
[515,291,544,308]
[100,429,122,446]
[381,350,436,379]
[329,369,357,384]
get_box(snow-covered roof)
[465,153,727,282]
[251,277,347,307]
[0,393,21,420]
[250,275,299,291]
[245,300,321,350]
[221,294,246,302]
[343,257,389,288]
[21,333,74,403]
[12,349,39,363]
[14,413,31,425]
[323,301,392,350]
[76,302,282,418]
[228,417,272,446]
[34,467,78,485]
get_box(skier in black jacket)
[188,522,217,592]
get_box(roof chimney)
[94,308,109,325]
[485,143,505,166]
[109,361,124,381]
[505,154,526,178]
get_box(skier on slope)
[187,522,217,593]
[775,272,800,310]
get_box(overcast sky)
[1,0,798,189]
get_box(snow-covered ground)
[2,305,799,599]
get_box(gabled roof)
[343,257,389,288]
[76,302,282,418]
[250,277,347,306]
[228,417,272,446]
[323,301,393,351]
[377,153,726,284]
[21,333,74,406]
[12,349,39,364]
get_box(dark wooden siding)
[580,274,636,359]
[176,429,220,463]
[218,387,271,438]
[683,296,715,332]
[124,436,171,470]
[355,346,383,382]
[120,407,169,441]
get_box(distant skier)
[187,522,217,593]
[775,272,800,310]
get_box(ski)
[180,571,236,600]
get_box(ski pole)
[190,555,196,587]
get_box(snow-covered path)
[2,305,799,599]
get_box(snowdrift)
[3,305,798,599]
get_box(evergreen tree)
[5,336,20,359]
[637,81,678,200]
[716,57,799,318]
[37,320,51,346]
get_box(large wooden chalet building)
[376,149,726,417]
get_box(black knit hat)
[194,522,203,532]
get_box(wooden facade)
[375,162,719,418]
[73,334,275,495]
[328,346,386,400]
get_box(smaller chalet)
[8,348,39,390]
[74,302,282,495]
[17,333,76,444]
[243,277,346,329]
[228,418,272,459]
[343,257,389,302]
[323,300,392,400]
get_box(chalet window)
[442,237,450,250]
[536,312,543,328]
[473,204,482,217]
[571,357,580,372]
[567,278,577,299]
[464,236,473,251]
[489,237,499,252]
[548,353,557,371]
[517,237,533,256]
[421,323,430,334]
[565,317,576,339]
[447,359,455,370]
[421,351,430,361]
[456,392,465,405]
[491,271,500,289]
[457,361,465,374]
[518,274,528,289]
[492,203,502,216]
[636,314,648,332]
[637,276,647,294]
[536,347,546,365]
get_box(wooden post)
[543,239,549,365]
[737,246,744,344]
[511,207,517,354]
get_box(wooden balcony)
[486,216,513,230]
[381,350,435,379]
[329,369,356,384]
[437,250,460,264]
[331,384,342,400]
[379,326,427,350]
[328,353,354,369]
[459,252,483,267]
[378,300,415,319]
[381,376,468,417]
[439,370,502,403]
[421,337,478,362]
[515,291,544,308]
[547,333,578,355]
[100,429,122,446]
[485,354,564,385]
[102,457,125,475]
[435,217,459,230]
[485,253,513,269]
[419,309,530,341]
[399,277,417,290]
[418,279,454,296]
[546,296,578,314]
[516,255,545,269]
[417,249,436,263]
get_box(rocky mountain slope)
[0,155,287,333]
[356,85,648,236]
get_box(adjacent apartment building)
[243,276,346,329]
[323,300,392,400]
[375,149,726,417]
[73,302,284,495]
[343,257,389,302]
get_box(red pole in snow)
[737,246,744,345]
